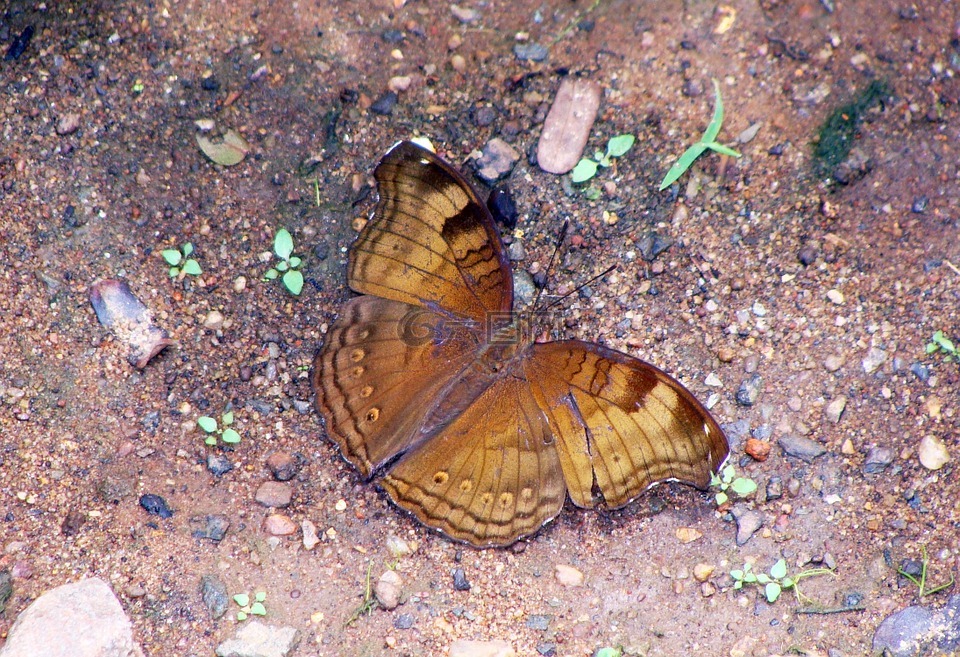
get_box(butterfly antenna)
[531,219,570,311]
[544,264,618,311]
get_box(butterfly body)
[314,141,729,547]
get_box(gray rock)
[0,578,144,657]
[513,43,548,62]
[873,594,960,657]
[200,574,229,619]
[778,435,826,462]
[526,614,552,631]
[731,507,763,546]
[863,446,895,474]
[207,453,234,476]
[215,620,300,657]
[862,346,888,374]
[735,374,762,406]
[475,138,520,183]
[452,568,471,591]
[191,514,230,542]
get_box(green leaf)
[182,259,202,276]
[703,79,725,144]
[584,187,602,201]
[606,134,636,158]
[255,591,267,603]
[169,267,180,278]
[283,270,304,296]
[659,142,707,191]
[765,582,782,603]
[222,428,241,444]
[197,416,218,433]
[710,472,721,487]
[721,464,735,482]
[926,342,938,354]
[715,491,728,506]
[731,569,744,580]
[264,268,279,280]
[770,559,788,579]
[595,648,621,657]
[236,611,248,621]
[707,142,742,158]
[196,129,249,166]
[571,158,599,183]
[755,574,771,584]
[161,249,183,266]
[743,572,758,584]
[274,228,294,260]
[182,243,194,257]
[221,411,234,426]
[730,477,758,496]
[276,260,289,272]
[733,580,743,590]
[250,602,267,616]
[288,256,302,269]
[781,577,795,589]
[934,333,955,352]
[204,435,217,446]
[233,593,250,607]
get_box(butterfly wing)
[522,340,729,509]
[381,375,566,547]
[349,141,513,320]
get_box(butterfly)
[313,141,729,547]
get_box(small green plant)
[926,330,959,363]
[345,562,378,627]
[233,591,267,621]
[263,228,304,296]
[710,463,757,505]
[659,78,741,191]
[898,546,956,598]
[161,242,202,278]
[571,134,636,189]
[198,410,241,446]
[731,559,834,604]
[594,648,623,657]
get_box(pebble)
[450,639,517,657]
[266,452,299,481]
[450,54,467,73]
[693,563,715,582]
[215,620,300,657]
[736,122,762,144]
[536,77,602,175]
[206,453,234,476]
[554,564,584,587]
[823,354,845,372]
[233,275,247,293]
[826,289,845,305]
[388,75,412,93]
[863,446,895,474]
[0,578,141,657]
[386,535,414,558]
[203,310,225,330]
[862,347,888,374]
[394,612,415,629]
[375,570,402,610]
[139,494,173,518]
[744,438,771,461]
[191,514,230,542]
[255,481,293,508]
[513,270,536,306]
[778,435,826,462]
[60,509,86,536]
[825,395,847,423]
[450,4,480,23]
[452,568,471,591]
[526,614,551,631]
[798,243,818,265]
[487,185,518,229]
[124,583,146,598]
[872,594,960,657]
[301,520,320,550]
[200,574,229,619]
[735,374,762,406]
[765,476,783,501]
[263,514,297,536]
[56,113,81,135]
[475,138,520,183]
[731,507,763,545]
[369,91,398,115]
[918,435,950,470]
[675,527,702,543]
[507,240,526,261]
[89,279,172,369]
[513,42,548,62]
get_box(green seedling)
[161,243,202,278]
[594,648,623,657]
[710,463,757,505]
[263,228,304,296]
[345,562,378,627]
[926,330,959,363]
[233,591,267,621]
[898,546,955,598]
[731,558,834,604]
[571,134,636,190]
[659,78,741,191]
[198,410,241,446]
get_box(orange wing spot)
[459,479,473,492]
[365,407,380,422]
[433,471,449,485]
[350,348,365,362]
[360,385,374,398]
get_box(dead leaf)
[196,129,249,166]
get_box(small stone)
[717,347,735,362]
[200,574,229,619]
[206,453,234,476]
[388,75,412,93]
[693,563,715,582]
[124,583,146,598]
[732,508,763,546]
[385,535,414,558]
[744,438,771,461]
[394,613,415,629]
[139,493,173,518]
[798,243,818,265]
[765,476,783,501]
[735,374,762,406]
[266,452,300,481]
[60,509,86,536]
[736,122,762,144]
[56,113,81,135]
[233,275,247,293]
[375,570,402,610]
[675,527,702,544]
[475,138,520,183]
[554,564,584,587]
[862,347,888,374]
[203,310,225,330]
[825,395,847,423]
[841,438,856,455]
[369,91,398,115]
[191,514,230,542]
[863,447,895,474]
[918,435,950,470]
[215,620,300,657]
[301,520,320,550]
[513,42,548,62]
[487,185,518,229]
[826,289,845,305]
[264,514,297,536]
[452,568,471,591]
[778,435,826,462]
[450,639,517,657]
[872,594,960,657]
[255,481,293,508]
[824,354,845,372]
[450,54,467,72]
[700,582,717,597]
[450,4,480,23]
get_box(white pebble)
[918,435,950,471]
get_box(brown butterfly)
[313,141,729,547]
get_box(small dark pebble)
[200,76,220,91]
[247,398,274,416]
[61,509,86,536]
[735,374,762,406]
[768,142,786,156]
[239,365,253,381]
[680,39,697,50]
[206,453,234,477]
[526,614,552,631]
[381,29,405,43]
[473,105,496,127]
[899,559,923,578]
[488,185,518,229]
[910,362,930,382]
[682,79,704,97]
[532,270,548,289]
[340,88,359,104]
[844,592,863,607]
[537,643,557,656]
[778,435,826,463]
[290,589,301,599]
[266,452,300,481]
[0,571,12,613]
[513,43,548,62]
[370,91,398,116]
[577,19,595,32]
[911,196,928,213]
[313,242,330,261]
[139,494,173,518]
[142,410,161,433]
[452,568,471,591]
[200,574,229,619]
[798,243,818,266]
[765,476,783,501]
[863,446,895,474]
[191,514,230,542]
[394,613,415,630]
[898,6,919,19]
[63,204,83,228]
[638,232,674,261]
[4,25,35,61]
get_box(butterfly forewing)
[349,142,513,321]
[523,341,729,509]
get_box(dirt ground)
[1,0,958,655]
